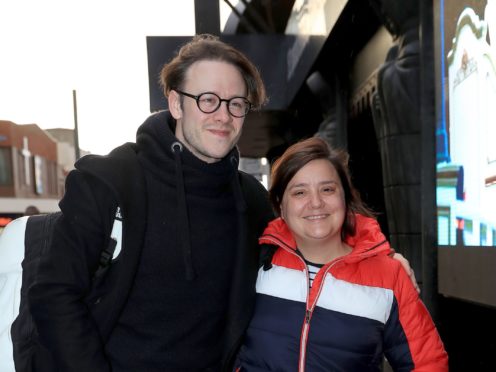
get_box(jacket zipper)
[299,308,311,371]
[298,258,344,372]
[261,235,346,372]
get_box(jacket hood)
[259,214,391,262]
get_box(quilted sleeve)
[383,261,449,371]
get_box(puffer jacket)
[235,214,448,371]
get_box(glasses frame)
[175,90,252,118]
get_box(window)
[0,147,13,186]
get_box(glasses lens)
[197,93,220,113]
[196,92,251,117]
[228,98,250,117]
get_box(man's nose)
[214,101,232,121]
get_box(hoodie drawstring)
[229,156,247,213]
[172,141,196,280]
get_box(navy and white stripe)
[257,264,394,323]
[238,264,406,371]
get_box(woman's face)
[280,159,346,247]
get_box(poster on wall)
[435,0,496,247]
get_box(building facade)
[0,120,63,229]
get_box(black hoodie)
[106,111,246,370]
[29,111,274,372]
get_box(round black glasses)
[176,90,252,118]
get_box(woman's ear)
[168,90,183,119]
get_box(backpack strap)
[94,206,123,277]
[10,213,61,371]
[76,143,147,284]
[76,144,147,339]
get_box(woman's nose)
[309,192,324,208]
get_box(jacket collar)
[259,214,391,261]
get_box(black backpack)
[1,158,272,372]
[7,208,122,372]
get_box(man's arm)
[28,171,114,372]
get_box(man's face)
[169,60,247,163]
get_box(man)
[29,34,415,371]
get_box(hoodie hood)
[136,111,241,190]
[259,214,391,262]
[136,110,245,280]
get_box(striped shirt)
[304,259,323,288]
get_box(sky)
[0,0,232,155]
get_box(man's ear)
[168,90,182,119]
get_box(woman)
[235,137,448,371]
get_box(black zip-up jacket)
[28,111,274,371]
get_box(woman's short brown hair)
[159,34,267,109]
[269,136,375,239]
